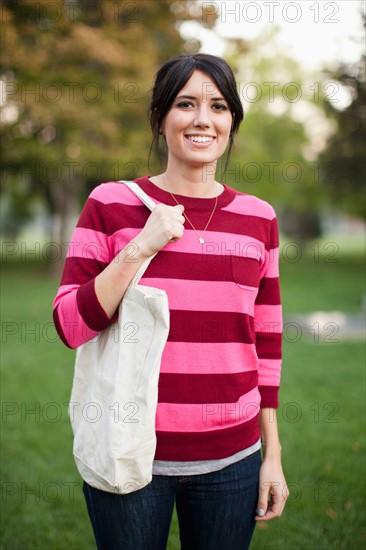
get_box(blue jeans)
[83,450,261,550]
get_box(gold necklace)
[163,174,219,244]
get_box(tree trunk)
[280,208,322,243]
[49,178,79,278]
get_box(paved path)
[284,311,365,341]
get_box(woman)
[53,53,289,550]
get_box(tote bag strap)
[119,180,157,212]
[119,180,158,287]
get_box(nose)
[193,103,211,128]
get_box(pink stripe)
[97,182,161,206]
[53,284,80,309]
[199,233,265,260]
[142,279,257,313]
[258,359,282,386]
[88,184,105,201]
[57,292,98,348]
[66,228,110,262]
[222,194,275,220]
[263,247,280,278]
[156,387,261,432]
[108,228,142,257]
[254,304,283,331]
[114,227,265,257]
[160,342,258,374]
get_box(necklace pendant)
[199,237,205,244]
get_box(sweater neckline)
[135,176,237,211]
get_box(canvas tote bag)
[69,180,169,494]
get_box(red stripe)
[155,413,260,461]
[52,306,70,348]
[169,311,255,344]
[60,253,267,296]
[255,277,281,305]
[60,257,108,286]
[255,332,282,359]
[258,385,279,408]
[158,371,258,404]
[137,177,275,240]
[269,217,279,247]
[77,279,113,332]
[78,198,150,234]
[143,251,260,287]
[137,177,237,210]
[77,190,277,243]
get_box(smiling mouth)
[185,135,215,143]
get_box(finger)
[169,225,184,241]
[255,495,285,521]
[269,494,286,518]
[174,204,185,212]
[171,213,186,226]
[256,484,270,520]
[255,497,273,520]
[255,509,277,521]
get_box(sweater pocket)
[231,255,260,292]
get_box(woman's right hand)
[134,203,185,258]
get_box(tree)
[0,0,217,252]
[318,49,366,219]
[221,27,329,240]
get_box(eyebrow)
[175,95,227,102]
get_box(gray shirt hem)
[152,439,262,476]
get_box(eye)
[176,101,194,109]
[212,103,228,111]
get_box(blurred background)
[1,1,365,549]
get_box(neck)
[160,160,219,198]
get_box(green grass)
[1,254,365,550]
[279,237,365,314]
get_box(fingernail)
[256,508,265,517]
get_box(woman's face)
[161,70,233,169]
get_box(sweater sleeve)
[254,212,282,408]
[53,184,117,349]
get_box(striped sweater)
[53,176,282,463]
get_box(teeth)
[187,136,214,143]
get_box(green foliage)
[220,28,328,239]
[0,0,212,239]
[1,3,364,245]
[318,51,366,219]
[222,24,365,238]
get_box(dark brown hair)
[148,53,244,174]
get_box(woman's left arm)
[255,408,289,521]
